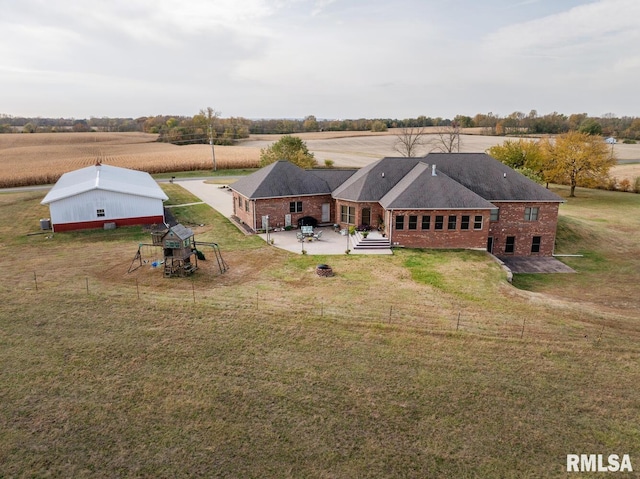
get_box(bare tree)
[393,127,428,157]
[200,107,220,170]
[428,123,461,153]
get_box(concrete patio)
[258,227,393,255]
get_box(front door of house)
[361,207,371,227]
[322,203,330,223]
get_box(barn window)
[290,201,302,213]
[435,215,444,230]
[421,215,431,230]
[96,208,105,217]
[448,215,457,230]
[524,207,539,221]
[461,215,470,230]
[408,215,418,230]
[473,215,483,230]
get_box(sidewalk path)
[174,179,234,218]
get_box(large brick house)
[230,153,564,256]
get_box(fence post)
[456,311,461,331]
[520,317,526,339]
[86,277,89,295]
[34,271,38,292]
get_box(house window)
[408,215,418,230]
[290,201,303,213]
[474,215,483,230]
[461,215,470,230]
[448,215,457,230]
[96,208,105,217]
[490,208,499,221]
[340,205,355,224]
[505,236,516,254]
[245,200,249,212]
[238,197,243,209]
[435,215,444,230]
[531,236,541,253]
[395,215,405,230]
[524,207,539,221]
[421,215,431,230]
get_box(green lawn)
[0,185,638,478]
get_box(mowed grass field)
[0,183,639,477]
[2,130,638,187]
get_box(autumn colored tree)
[487,139,545,182]
[260,135,317,168]
[541,131,615,197]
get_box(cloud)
[482,0,640,57]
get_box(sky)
[1,0,638,120]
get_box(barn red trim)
[51,215,165,232]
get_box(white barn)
[41,163,168,232]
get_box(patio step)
[352,231,391,250]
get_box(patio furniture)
[313,231,323,240]
[301,225,314,237]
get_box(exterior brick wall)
[233,193,254,228]
[389,209,491,249]
[488,202,560,256]
[335,200,385,229]
[232,193,332,231]
[233,192,561,257]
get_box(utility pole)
[209,125,217,171]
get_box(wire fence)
[9,270,640,352]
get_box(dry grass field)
[0,182,639,477]
[2,130,638,187]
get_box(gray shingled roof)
[380,163,496,210]
[332,157,426,201]
[428,153,564,202]
[230,160,331,199]
[309,169,357,191]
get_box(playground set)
[128,223,227,277]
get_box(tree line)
[2,110,640,142]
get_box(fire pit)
[316,264,334,277]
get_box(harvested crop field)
[1,130,639,187]
[0,132,260,187]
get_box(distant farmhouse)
[230,153,564,256]
[41,163,168,232]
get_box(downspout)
[252,199,257,231]
[388,209,393,245]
